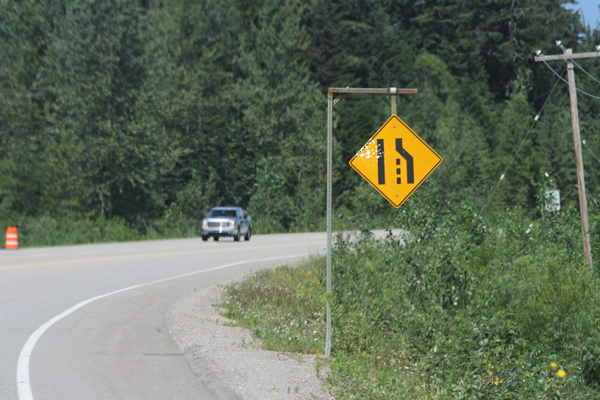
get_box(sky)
[564,1,600,30]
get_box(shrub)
[325,196,600,398]
[219,192,600,398]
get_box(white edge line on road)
[16,253,306,400]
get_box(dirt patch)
[168,284,331,400]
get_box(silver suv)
[201,207,252,242]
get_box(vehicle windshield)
[207,209,237,218]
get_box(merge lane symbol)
[376,138,414,186]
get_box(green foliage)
[247,158,293,233]
[1,0,600,243]
[492,93,537,210]
[232,0,326,232]
[36,0,153,220]
[219,192,600,398]
[219,261,326,354]
[0,212,205,248]
[323,194,600,398]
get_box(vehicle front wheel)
[214,236,219,242]
[233,229,241,241]
[202,235,209,242]
[244,228,251,241]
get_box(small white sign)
[545,189,560,212]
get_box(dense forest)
[1,0,600,241]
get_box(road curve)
[0,232,326,400]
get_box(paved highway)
[0,232,325,400]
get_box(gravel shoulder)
[167,280,332,400]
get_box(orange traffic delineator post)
[6,226,18,249]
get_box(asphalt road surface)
[0,232,326,400]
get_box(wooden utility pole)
[535,48,599,271]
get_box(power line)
[569,57,600,86]
[575,184,600,204]
[560,186,574,202]
[539,56,600,100]
[582,139,600,164]
[480,75,562,215]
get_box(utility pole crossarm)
[535,52,600,62]
[329,87,417,94]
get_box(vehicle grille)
[208,222,224,227]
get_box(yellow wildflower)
[550,362,557,368]
[557,369,566,378]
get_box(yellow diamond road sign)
[349,115,442,208]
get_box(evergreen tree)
[39,0,153,219]
[232,0,326,230]
[141,0,243,216]
[0,0,48,220]
[0,0,597,234]
[493,93,536,210]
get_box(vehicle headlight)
[202,220,208,227]
[229,221,236,227]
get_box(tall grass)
[0,214,204,248]
[219,192,600,398]
[219,260,326,354]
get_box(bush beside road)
[219,199,600,398]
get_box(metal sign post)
[325,87,417,356]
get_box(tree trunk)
[197,110,202,188]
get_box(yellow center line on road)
[0,241,326,270]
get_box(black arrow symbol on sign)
[377,139,385,185]
[396,138,414,184]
